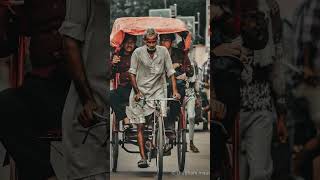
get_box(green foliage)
[111,0,157,28]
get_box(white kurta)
[126,45,175,124]
[59,0,109,179]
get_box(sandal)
[137,159,149,168]
[190,143,200,153]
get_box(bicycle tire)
[177,114,187,172]
[222,143,233,180]
[156,115,164,180]
[111,116,119,172]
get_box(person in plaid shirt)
[296,0,320,78]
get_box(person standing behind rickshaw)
[110,34,137,128]
[185,57,201,153]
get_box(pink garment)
[110,17,192,51]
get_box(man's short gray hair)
[143,28,158,39]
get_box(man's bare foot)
[123,117,133,129]
[123,117,130,124]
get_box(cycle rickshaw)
[110,17,192,180]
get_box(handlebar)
[140,97,179,102]
[82,111,109,145]
[137,97,181,107]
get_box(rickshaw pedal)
[163,143,173,156]
[118,140,123,145]
[165,131,176,142]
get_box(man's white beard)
[147,46,156,52]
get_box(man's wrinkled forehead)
[145,35,157,42]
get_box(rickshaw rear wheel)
[111,116,119,172]
[177,110,187,172]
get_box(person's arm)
[193,64,201,106]
[210,86,226,120]
[63,35,98,127]
[266,0,288,143]
[63,36,94,104]
[59,0,98,128]
[202,61,210,89]
[164,48,180,99]
[194,63,200,96]
[128,50,143,101]
[183,52,194,77]
[129,73,143,101]
[270,42,288,143]
[129,73,139,94]
[128,51,138,94]
[170,74,179,98]
[111,53,120,79]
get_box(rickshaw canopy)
[110,17,192,51]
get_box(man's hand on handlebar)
[212,99,226,121]
[134,91,144,102]
[172,91,181,100]
[78,100,103,128]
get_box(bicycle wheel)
[177,111,187,172]
[156,115,164,180]
[222,143,233,180]
[111,116,119,172]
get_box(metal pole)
[174,4,177,16]
[164,0,167,8]
[197,12,200,36]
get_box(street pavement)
[0,124,210,180]
[110,124,210,180]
